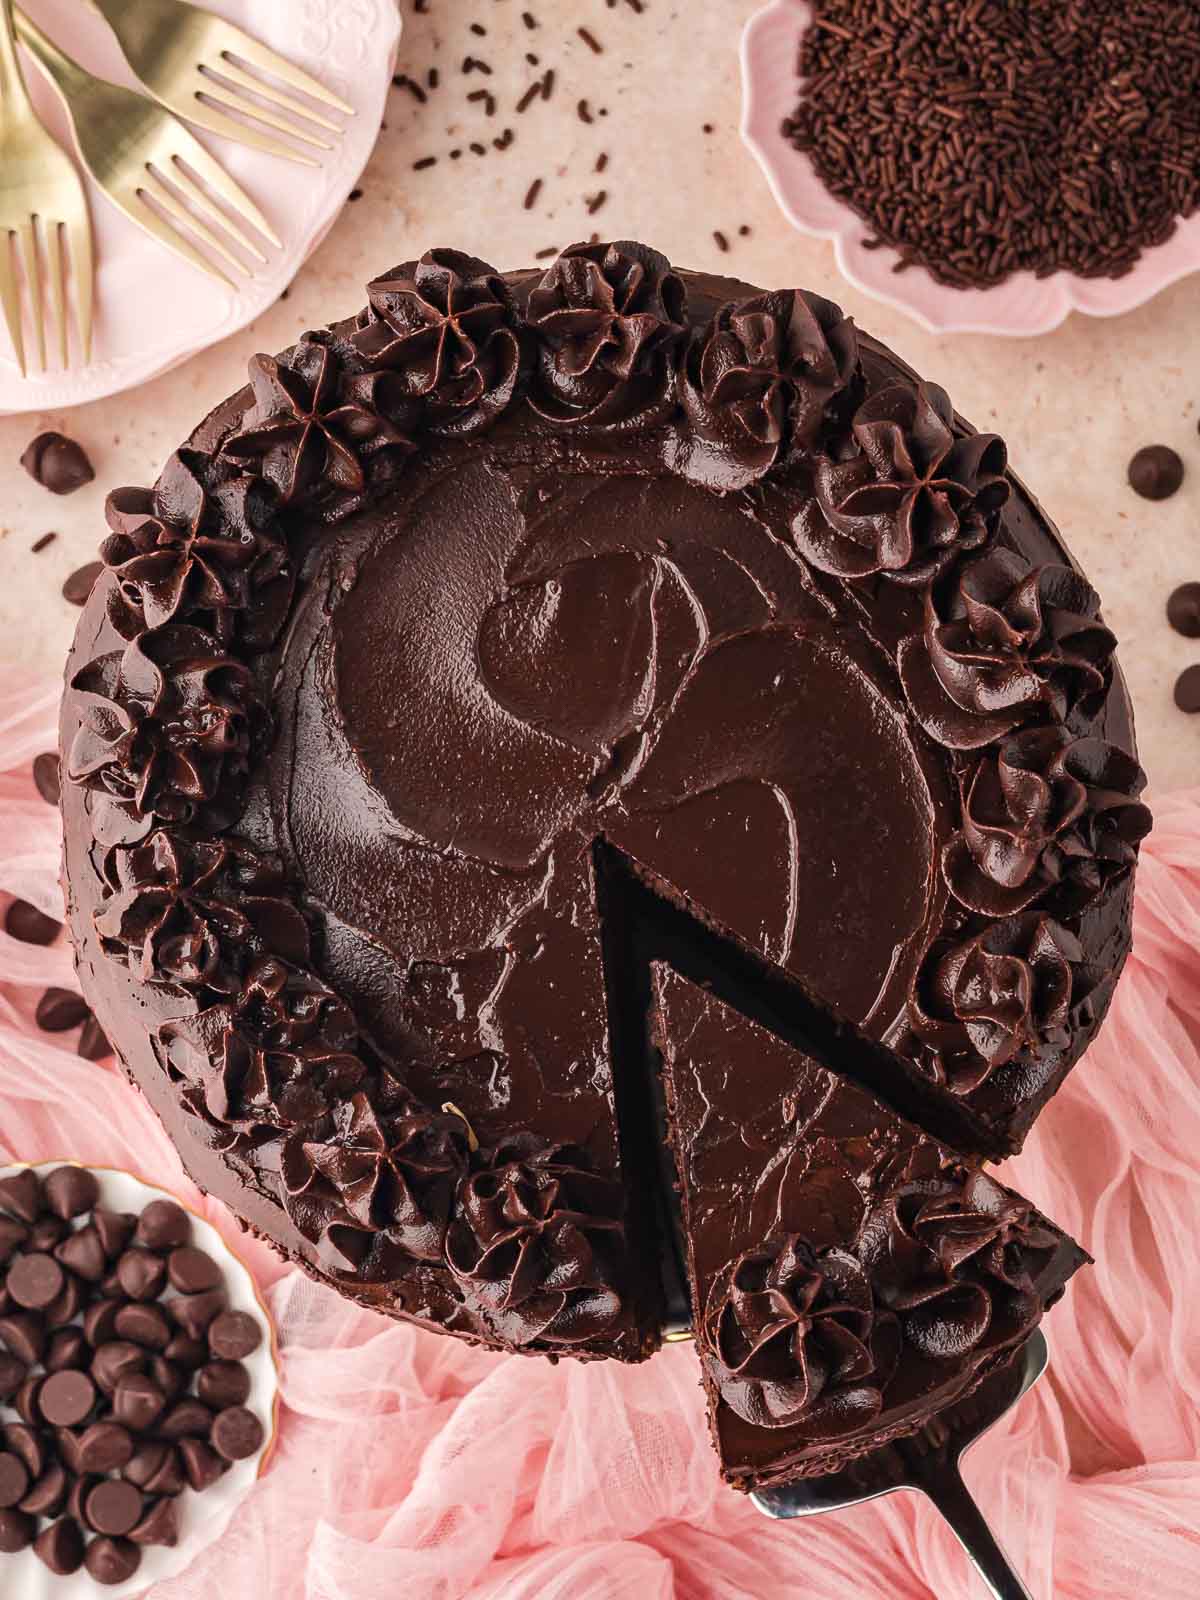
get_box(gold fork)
[15,6,281,289]
[87,0,353,168]
[0,0,93,373]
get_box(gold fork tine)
[43,219,67,369]
[66,215,93,363]
[0,234,26,376]
[196,77,334,151]
[212,30,354,118]
[124,184,236,288]
[164,78,320,167]
[138,170,245,281]
[168,135,282,248]
[146,164,264,269]
[206,55,344,135]
[14,220,44,371]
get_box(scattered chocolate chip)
[19,1462,67,1517]
[129,1494,178,1548]
[139,1444,184,1498]
[168,1287,226,1339]
[28,1215,67,1252]
[1174,663,1200,713]
[54,1428,85,1474]
[1129,444,1184,500]
[207,1310,263,1361]
[62,560,105,606]
[77,1013,111,1061]
[164,1333,207,1370]
[56,1225,107,1282]
[0,1170,43,1223]
[117,1247,167,1302]
[33,1514,85,1574]
[39,1368,96,1426]
[122,1442,169,1491]
[0,1452,30,1509]
[7,1252,64,1311]
[211,1405,264,1461]
[178,1435,226,1493]
[35,986,90,1033]
[85,1478,144,1537]
[0,1311,45,1365]
[66,1473,93,1525]
[44,1327,88,1372]
[0,1216,27,1263]
[0,1507,35,1553]
[78,1420,134,1475]
[92,1339,146,1397]
[14,1374,41,1424]
[44,1164,101,1220]
[93,1208,137,1260]
[115,1300,170,1350]
[86,1533,143,1584]
[45,1272,85,1330]
[197,1359,251,1409]
[135,1198,190,1253]
[32,751,61,806]
[148,1356,186,1403]
[20,431,95,495]
[113,1374,166,1431]
[83,1297,123,1347]
[0,1354,24,1399]
[159,1398,213,1440]
[1167,581,1200,638]
[3,898,61,946]
[2,1423,43,1478]
[167,1246,221,1294]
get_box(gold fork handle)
[0,0,34,111]
[12,5,96,100]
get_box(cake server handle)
[914,1460,1034,1600]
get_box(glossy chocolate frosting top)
[58,244,1143,1368]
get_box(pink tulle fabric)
[2,670,1198,1599]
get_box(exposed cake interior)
[651,965,1088,1488]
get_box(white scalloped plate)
[741,0,1200,337]
[0,0,402,414]
[0,1161,280,1600]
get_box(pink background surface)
[2,670,1199,1598]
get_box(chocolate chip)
[44,1163,100,1220]
[0,1353,24,1399]
[117,1247,167,1302]
[92,1340,146,1394]
[2,1422,43,1477]
[19,1461,68,1517]
[164,1333,207,1370]
[14,1375,41,1424]
[35,986,90,1033]
[115,1299,170,1350]
[0,1311,45,1365]
[122,1441,169,1490]
[207,1309,263,1361]
[148,1355,186,1402]
[0,1507,35,1553]
[7,1251,64,1309]
[179,1435,226,1492]
[159,1398,213,1440]
[0,1170,42,1223]
[0,1216,28,1264]
[1128,443,1184,500]
[62,560,105,605]
[1167,581,1200,638]
[39,1368,96,1426]
[45,1272,86,1330]
[134,1198,190,1252]
[129,1494,179,1547]
[33,1514,85,1575]
[66,1473,94,1525]
[28,1214,67,1251]
[3,897,61,946]
[93,1208,137,1259]
[211,1405,264,1461]
[55,1427,85,1474]
[113,1373,165,1431]
[86,1534,143,1584]
[0,1452,30,1509]
[56,1225,108,1282]
[45,1327,89,1372]
[1174,663,1200,713]
[167,1245,222,1293]
[85,1478,144,1537]
[168,1287,226,1338]
[21,431,95,495]
[197,1359,251,1409]
[32,751,61,806]
[78,1014,111,1060]
[78,1420,134,1474]
[83,1297,123,1347]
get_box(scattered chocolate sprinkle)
[347,188,364,202]
[1167,583,1200,638]
[541,69,556,100]
[31,532,56,554]
[522,10,538,28]
[713,229,729,252]
[61,561,103,607]
[578,99,594,124]
[470,22,487,35]
[524,178,543,210]
[1174,664,1200,714]
[535,247,560,259]
[413,155,438,170]
[414,0,429,11]
[32,753,60,807]
[577,27,603,53]
[702,122,714,134]
[586,190,608,215]
[739,224,752,236]
[428,67,439,89]
[595,151,609,172]
[516,82,541,113]
[1128,444,1184,501]
[449,148,463,160]
[470,141,487,156]
[392,73,427,104]
[526,52,540,66]
[782,1,1200,289]
[4,899,61,947]
[493,129,515,151]
[462,55,492,76]
[20,432,94,496]
[35,988,90,1034]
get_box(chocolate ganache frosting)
[60,245,1141,1466]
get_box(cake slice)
[651,965,1088,1489]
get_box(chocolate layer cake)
[651,965,1087,1486]
[59,243,1146,1463]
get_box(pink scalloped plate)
[0,0,401,414]
[740,0,1200,338]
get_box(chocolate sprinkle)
[31,532,56,554]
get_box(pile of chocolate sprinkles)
[781,0,1200,289]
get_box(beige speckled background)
[0,0,1196,789]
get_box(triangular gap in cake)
[649,964,1088,1491]
[595,840,992,1158]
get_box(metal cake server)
[752,1330,1050,1600]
